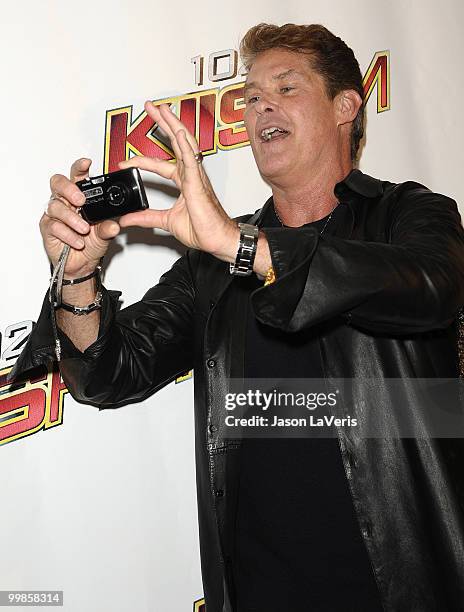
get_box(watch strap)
[229,223,259,276]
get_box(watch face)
[239,222,259,236]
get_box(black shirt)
[233,203,383,612]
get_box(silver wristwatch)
[229,223,259,276]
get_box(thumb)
[70,157,92,183]
[96,219,121,241]
[118,209,168,230]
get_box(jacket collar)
[334,168,384,201]
[247,168,384,229]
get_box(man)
[12,23,464,611]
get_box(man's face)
[243,48,340,185]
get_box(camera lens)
[107,184,125,207]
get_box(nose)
[254,94,277,115]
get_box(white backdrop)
[1,1,463,610]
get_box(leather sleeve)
[251,183,464,334]
[9,250,197,408]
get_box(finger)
[158,103,200,154]
[144,101,182,161]
[118,156,177,182]
[49,173,86,208]
[145,101,175,141]
[70,157,92,183]
[176,129,203,191]
[44,218,86,250]
[146,101,201,161]
[95,219,121,241]
[46,198,90,234]
[118,209,168,230]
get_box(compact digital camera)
[77,167,148,224]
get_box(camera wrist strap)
[49,244,71,362]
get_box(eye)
[246,95,259,104]
[280,86,294,93]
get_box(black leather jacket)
[11,169,464,611]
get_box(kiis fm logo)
[0,367,67,446]
[0,320,66,446]
[103,49,390,172]
[193,598,205,611]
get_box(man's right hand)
[41,158,121,279]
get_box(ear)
[335,89,362,127]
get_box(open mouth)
[260,126,290,142]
